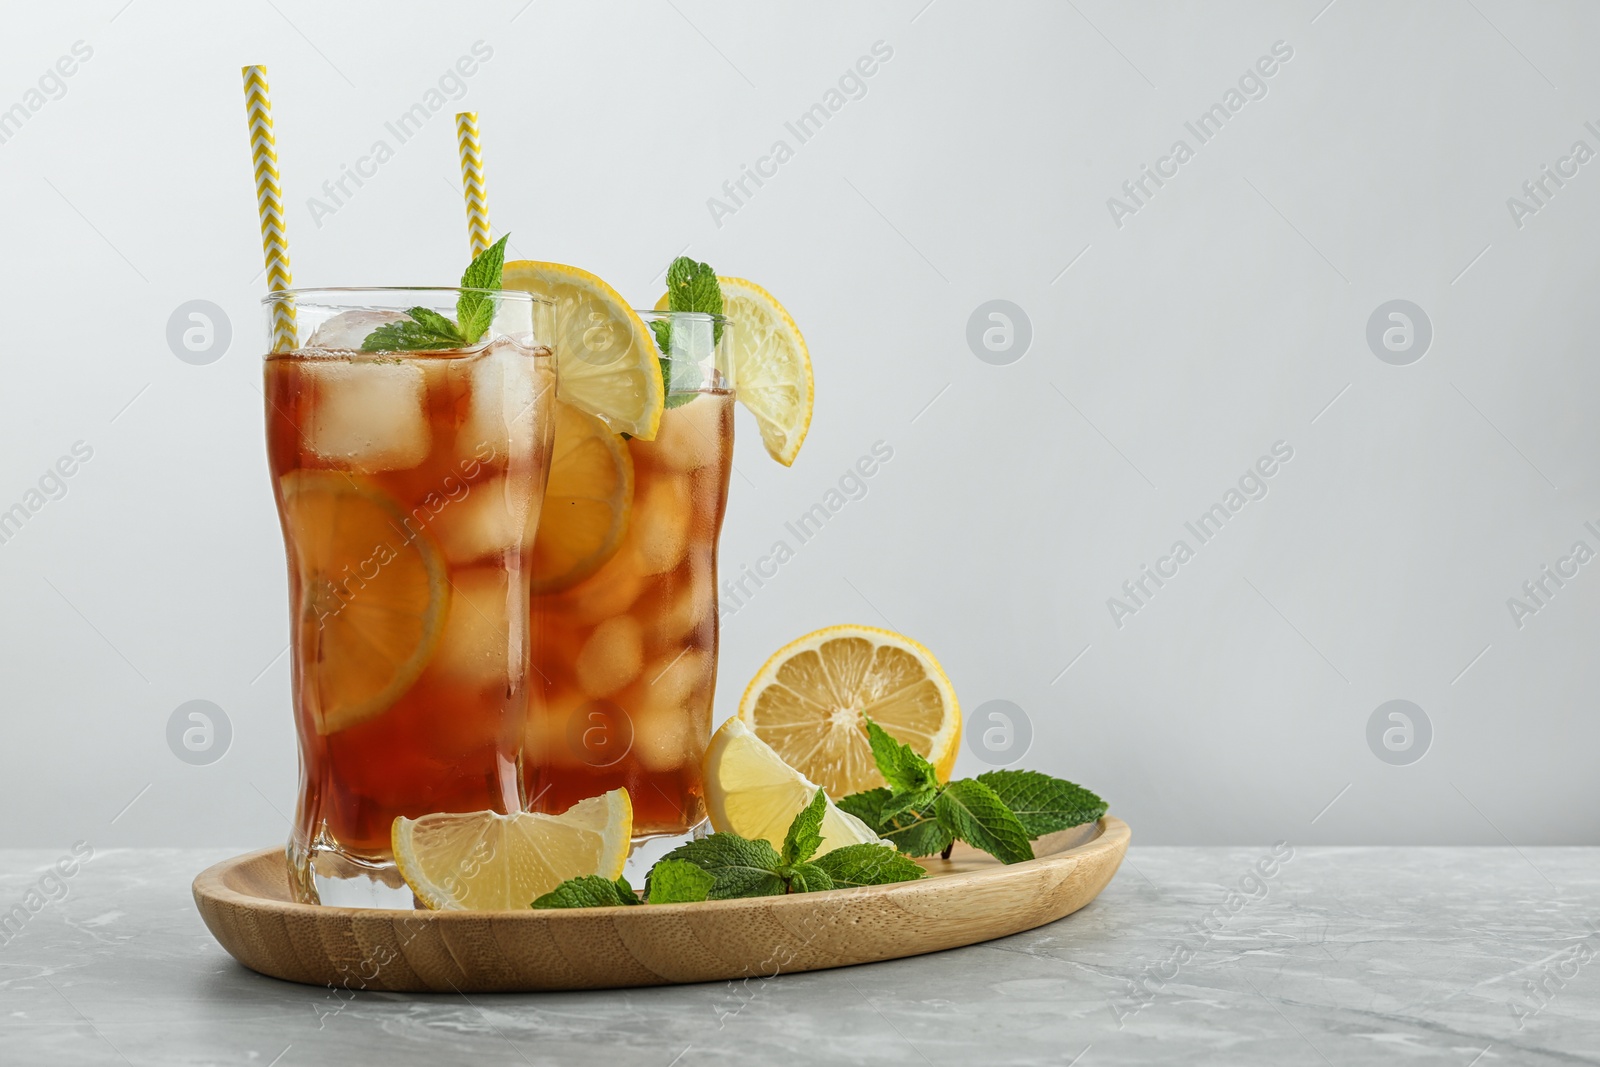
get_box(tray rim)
[194,815,1129,920]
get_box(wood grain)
[192,816,1129,992]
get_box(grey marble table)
[1,845,1596,1066]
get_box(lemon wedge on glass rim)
[504,261,664,439]
[656,276,813,465]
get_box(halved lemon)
[656,277,813,465]
[528,401,633,593]
[704,718,889,856]
[504,261,664,439]
[737,625,961,798]
[392,789,633,910]
[279,471,449,734]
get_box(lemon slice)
[737,625,961,798]
[656,277,812,465]
[392,789,633,910]
[528,401,633,593]
[704,718,889,856]
[504,261,664,439]
[279,471,449,734]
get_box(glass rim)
[261,286,550,307]
[632,309,731,325]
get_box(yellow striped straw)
[454,112,492,257]
[242,65,296,351]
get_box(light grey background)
[2,0,1594,849]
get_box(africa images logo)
[1106,442,1294,629]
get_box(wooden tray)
[193,816,1129,992]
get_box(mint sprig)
[530,789,924,909]
[361,234,511,352]
[652,255,724,408]
[837,720,1107,865]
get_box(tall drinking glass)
[525,312,734,838]
[263,288,557,905]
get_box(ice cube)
[458,344,553,466]
[649,566,711,649]
[575,615,643,698]
[630,476,693,575]
[431,474,535,564]
[631,651,710,771]
[649,396,723,472]
[563,569,646,626]
[633,708,695,773]
[643,648,709,709]
[525,688,587,767]
[304,359,430,472]
[306,309,408,351]
[431,567,515,685]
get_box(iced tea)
[525,312,734,836]
[263,289,555,903]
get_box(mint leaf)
[976,770,1107,837]
[837,787,952,857]
[813,844,927,888]
[879,785,939,823]
[882,810,953,857]
[864,719,939,796]
[531,874,640,909]
[407,306,462,338]
[646,859,715,904]
[836,788,888,825]
[651,315,699,411]
[655,255,723,407]
[664,256,724,337]
[651,833,786,899]
[457,234,510,344]
[360,307,464,352]
[649,318,672,357]
[460,233,509,292]
[784,862,834,894]
[937,778,1033,864]
[782,789,828,867]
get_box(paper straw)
[454,112,492,257]
[243,65,296,351]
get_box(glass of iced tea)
[525,311,734,839]
[263,288,557,905]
